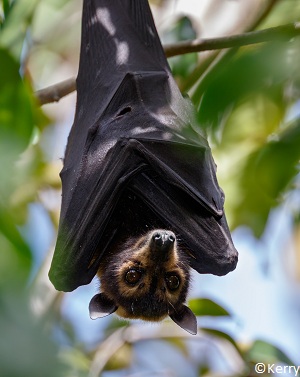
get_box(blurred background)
[1,0,300,376]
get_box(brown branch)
[182,0,280,94]
[35,77,76,105]
[88,325,202,377]
[188,0,284,104]
[36,22,300,105]
[165,22,300,57]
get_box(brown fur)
[97,229,191,321]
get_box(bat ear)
[169,305,197,335]
[89,293,118,319]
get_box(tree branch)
[36,22,300,105]
[35,77,76,106]
[164,22,300,57]
[183,0,280,96]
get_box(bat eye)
[165,275,180,291]
[125,269,142,285]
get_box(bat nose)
[151,230,176,251]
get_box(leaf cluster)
[0,0,299,376]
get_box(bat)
[49,0,238,334]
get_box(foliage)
[0,0,300,376]
[194,38,300,236]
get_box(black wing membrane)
[49,0,238,292]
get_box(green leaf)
[1,0,10,28]
[231,118,300,236]
[0,48,36,197]
[0,207,32,287]
[201,327,243,357]
[0,0,39,58]
[189,298,231,317]
[164,16,198,81]
[163,16,196,44]
[196,38,300,236]
[0,48,34,140]
[0,290,66,377]
[196,41,290,133]
[255,120,300,198]
[60,347,90,374]
[0,208,31,259]
[105,343,132,371]
[246,339,295,366]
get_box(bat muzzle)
[150,230,176,260]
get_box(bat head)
[89,229,197,335]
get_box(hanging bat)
[49,0,238,335]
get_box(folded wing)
[49,0,238,292]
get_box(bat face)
[89,229,197,334]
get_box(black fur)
[49,0,238,306]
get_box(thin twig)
[35,22,300,105]
[36,77,76,105]
[88,325,200,377]
[181,0,281,93]
[187,0,282,100]
[165,22,300,57]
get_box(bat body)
[49,0,238,333]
